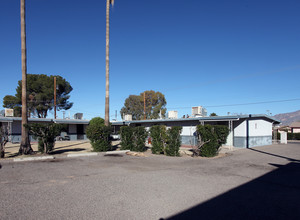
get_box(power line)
[168,98,300,109]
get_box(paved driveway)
[0,142,299,219]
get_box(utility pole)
[144,92,146,120]
[54,77,56,119]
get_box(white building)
[111,114,280,148]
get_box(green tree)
[3,74,73,118]
[86,117,112,152]
[120,90,167,120]
[210,112,218,116]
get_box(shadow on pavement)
[50,148,86,155]
[54,141,90,150]
[164,162,300,220]
[249,148,300,162]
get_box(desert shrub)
[149,125,166,154]
[25,123,62,154]
[120,126,147,152]
[165,126,182,156]
[86,117,112,152]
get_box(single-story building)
[0,116,89,143]
[111,114,280,148]
[1,114,280,148]
[290,122,300,133]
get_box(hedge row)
[120,126,147,152]
[275,132,300,140]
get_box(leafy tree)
[25,123,62,154]
[86,117,112,152]
[3,74,73,118]
[120,90,167,120]
[210,113,218,116]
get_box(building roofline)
[111,114,281,125]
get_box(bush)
[86,117,112,152]
[149,125,166,154]
[214,125,229,146]
[120,126,148,152]
[165,126,182,156]
[25,123,62,154]
[196,124,229,157]
[120,126,134,151]
[134,127,148,152]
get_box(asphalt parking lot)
[0,142,300,220]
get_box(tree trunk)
[19,0,33,155]
[105,0,110,126]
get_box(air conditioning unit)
[74,113,83,120]
[5,108,14,117]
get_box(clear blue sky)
[1,0,300,120]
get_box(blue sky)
[1,0,300,120]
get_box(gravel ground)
[0,142,300,220]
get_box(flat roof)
[111,114,281,125]
[0,114,281,126]
[0,116,89,125]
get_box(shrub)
[214,125,229,146]
[120,126,134,151]
[196,124,229,157]
[165,126,182,156]
[25,123,62,154]
[149,125,166,154]
[86,117,112,152]
[120,126,148,152]
[133,127,148,152]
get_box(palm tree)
[105,0,114,126]
[19,0,32,154]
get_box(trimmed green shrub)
[150,125,166,154]
[214,125,229,146]
[120,126,134,151]
[134,127,148,152]
[165,126,182,156]
[196,124,229,157]
[25,123,62,154]
[86,117,112,152]
[120,126,147,152]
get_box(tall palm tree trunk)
[19,0,32,154]
[105,0,111,126]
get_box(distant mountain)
[274,110,300,125]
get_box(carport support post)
[246,115,251,148]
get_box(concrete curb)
[105,150,130,155]
[67,152,98,158]
[14,156,55,162]
[7,150,130,163]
